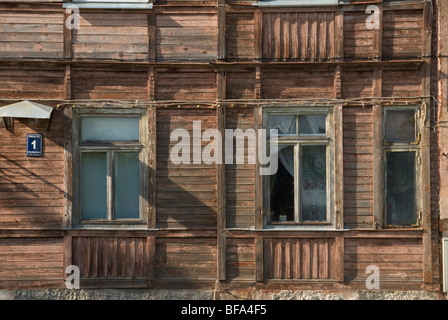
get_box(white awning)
[0,100,54,119]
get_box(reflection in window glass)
[81,152,107,219]
[269,115,296,136]
[298,114,326,135]
[270,145,295,222]
[301,145,326,221]
[114,152,140,219]
[385,110,416,143]
[386,151,417,226]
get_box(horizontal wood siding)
[226,238,255,281]
[382,10,423,60]
[344,11,374,60]
[156,108,218,229]
[0,108,64,229]
[342,69,374,98]
[381,68,422,98]
[261,70,334,99]
[345,238,423,282]
[72,236,148,279]
[155,67,217,101]
[156,9,217,61]
[226,13,254,60]
[226,108,255,229]
[226,72,255,99]
[0,65,65,99]
[0,9,63,59]
[0,237,63,284]
[264,237,337,280]
[155,237,217,280]
[72,12,148,61]
[343,107,374,229]
[263,12,335,61]
[72,68,148,99]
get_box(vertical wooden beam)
[373,4,383,61]
[148,106,157,229]
[148,10,157,62]
[255,236,264,282]
[148,66,155,101]
[421,0,433,285]
[372,104,383,229]
[333,65,342,99]
[217,103,227,281]
[254,106,264,229]
[146,236,155,281]
[64,65,72,100]
[63,11,72,60]
[334,235,344,282]
[334,9,344,61]
[218,0,226,60]
[63,106,73,229]
[255,66,261,99]
[254,9,263,61]
[334,104,344,230]
[63,235,72,279]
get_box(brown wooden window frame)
[72,108,149,228]
[262,107,337,229]
[382,105,422,229]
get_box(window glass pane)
[269,115,296,136]
[298,114,326,135]
[114,152,140,219]
[300,145,326,221]
[385,110,416,143]
[270,145,295,222]
[81,116,140,142]
[81,152,107,219]
[386,152,417,226]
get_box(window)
[264,108,334,227]
[73,109,148,227]
[383,106,421,227]
[256,0,338,7]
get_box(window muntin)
[265,109,332,227]
[383,107,421,228]
[74,110,147,226]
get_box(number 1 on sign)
[31,140,37,150]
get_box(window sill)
[253,0,338,7]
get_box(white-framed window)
[255,0,339,7]
[263,107,334,228]
[383,106,421,228]
[62,0,153,9]
[72,108,148,227]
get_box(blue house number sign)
[26,133,43,157]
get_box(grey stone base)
[0,289,445,300]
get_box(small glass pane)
[81,152,107,219]
[300,145,327,221]
[114,152,140,219]
[81,116,140,142]
[270,145,295,222]
[298,114,326,135]
[386,152,417,226]
[385,110,416,143]
[269,115,296,136]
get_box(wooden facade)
[0,0,444,295]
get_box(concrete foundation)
[0,289,445,300]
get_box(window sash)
[73,108,148,227]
